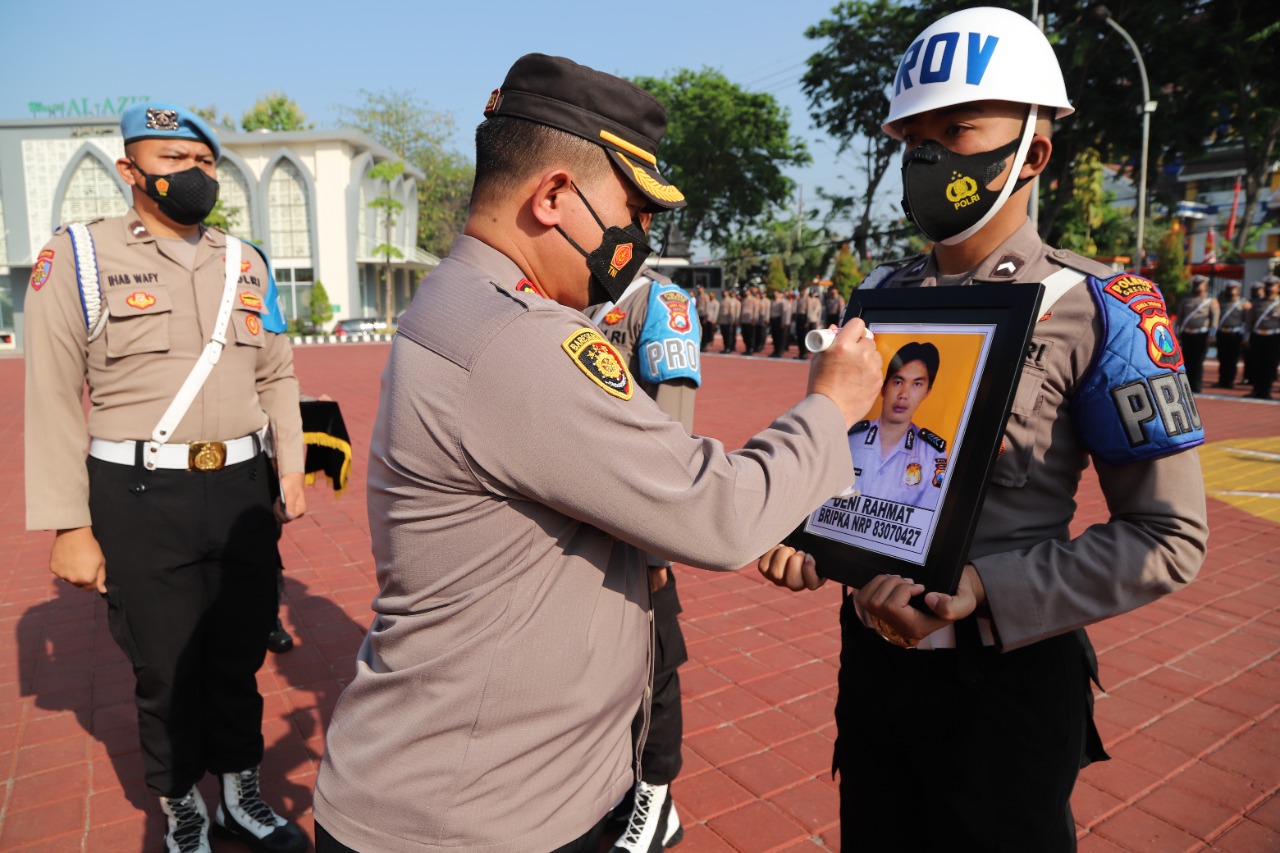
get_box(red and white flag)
[1204,223,1217,264]
[1226,176,1242,241]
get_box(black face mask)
[555,183,653,305]
[901,135,1030,245]
[130,160,220,226]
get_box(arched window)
[59,157,128,223]
[267,159,311,260]
[216,159,253,239]
[0,190,8,268]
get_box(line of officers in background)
[1177,273,1280,400]
[693,284,846,360]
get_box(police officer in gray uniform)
[1176,274,1218,393]
[760,10,1207,851]
[312,54,884,853]
[1214,281,1248,388]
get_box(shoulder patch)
[30,249,55,291]
[919,428,947,452]
[562,328,633,400]
[848,420,871,436]
[1072,273,1204,465]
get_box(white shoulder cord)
[66,223,109,342]
[145,238,243,463]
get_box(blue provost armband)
[243,240,288,333]
[637,281,701,386]
[1071,273,1204,464]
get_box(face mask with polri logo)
[899,105,1038,245]
[555,183,653,305]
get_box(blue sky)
[2,0,899,256]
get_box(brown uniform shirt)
[313,235,852,853]
[1177,295,1219,334]
[24,211,303,531]
[877,221,1208,650]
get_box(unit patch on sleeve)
[562,329,633,400]
[1072,272,1204,465]
[30,249,55,291]
[239,291,264,311]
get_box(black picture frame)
[785,283,1044,596]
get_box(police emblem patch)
[1129,296,1183,370]
[145,108,180,131]
[154,177,170,197]
[1103,274,1157,303]
[905,462,922,486]
[608,244,633,277]
[932,457,947,488]
[603,308,627,325]
[245,314,261,336]
[125,291,156,310]
[239,291,263,310]
[240,259,251,273]
[562,329,633,400]
[658,290,692,333]
[30,249,55,291]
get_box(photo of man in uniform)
[848,341,948,511]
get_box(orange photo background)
[861,330,988,449]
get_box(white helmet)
[882,6,1074,139]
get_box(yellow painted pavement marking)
[1200,437,1280,523]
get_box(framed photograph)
[785,283,1044,595]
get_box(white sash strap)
[1038,268,1086,316]
[1253,300,1279,334]
[146,238,242,464]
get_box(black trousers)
[1216,331,1244,387]
[1179,331,1209,392]
[835,595,1105,853]
[720,322,737,353]
[770,318,789,356]
[89,453,280,797]
[740,322,756,354]
[700,318,716,352]
[631,570,688,786]
[1251,334,1280,397]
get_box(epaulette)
[918,428,947,452]
[858,254,927,290]
[848,420,871,436]
[1045,247,1117,281]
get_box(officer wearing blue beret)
[24,102,307,853]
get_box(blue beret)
[120,102,221,159]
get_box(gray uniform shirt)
[313,235,853,852]
[875,221,1208,650]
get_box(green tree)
[1150,219,1190,304]
[337,88,474,256]
[202,199,242,234]
[803,0,933,260]
[309,279,334,332]
[832,243,861,299]
[241,92,313,132]
[766,256,789,294]
[190,104,236,132]
[368,160,406,327]
[632,68,810,250]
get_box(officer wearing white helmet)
[760,8,1208,851]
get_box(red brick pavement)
[1,341,1277,852]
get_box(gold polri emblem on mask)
[562,329,633,400]
[946,171,980,208]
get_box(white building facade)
[0,116,438,350]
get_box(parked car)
[331,318,388,337]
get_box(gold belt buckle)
[189,441,227,471]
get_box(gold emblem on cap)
[145,108,180,131]
[616,153,685,204]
